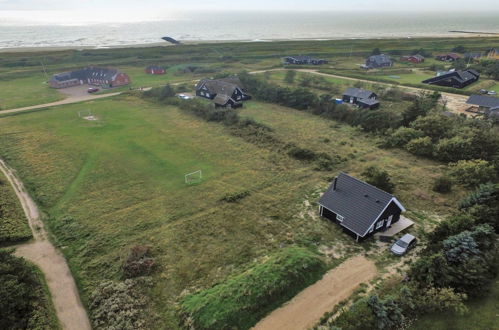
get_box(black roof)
[343,87,376,100]
[357,98,380,106]
[367,54,392,64]
[51,67,121,82]
[466,95,499,108]
[319,173,405,236]
[422,69,479,84]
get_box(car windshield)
[396,240,408,248]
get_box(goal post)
[78,109,92,118]
[185,170,202,185]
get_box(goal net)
[185,170,202,185]
[78,109,92,118]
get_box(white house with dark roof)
[318,173,406,241]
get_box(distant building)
[435,53,461,62]
[463,52,482,61]
[342,87,380,109]
[400,54,425,63]
[195,76,251,108]
[364,54,393,69]
[422,69,479,89]
[145,65,166,75]
[486,48,499,60]
[283,56,328,65]
[319,172,406,241]
[49,67,130,89]
[466,95,499,118]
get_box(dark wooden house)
[364,54,393,69]
[400,54,425,63]
[435,53,461,62]
[49,67,130,89]
[466,95,499,118]
[422,69,479,89]
[195,77,251,108]
[319,172,406,241]
[145,65,166,75]
[283,56,328,65]
[342,88,380,109]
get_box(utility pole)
[40,58,49,81]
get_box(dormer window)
[336,214,344,222]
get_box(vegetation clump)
[0,176,32,243]
[432,176,453,193]
[220,190,251,203]
[362,166,395,193]
[122,246,155,279]
[89,277,152,330]
[179,246,326,330]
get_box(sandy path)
[0,159,91,330]
[253,255,377,330]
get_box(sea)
[1,11,499,50]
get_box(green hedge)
[179,246,327,330]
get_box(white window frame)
[336,214,344,222]
[375,220,384,230]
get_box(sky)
[1,0,498,24]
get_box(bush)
[179,246,326,330]
[448,159,497,188]
[90,277,152,330]
[384,127,424,148]
[220,190,251,203]
[122,246,155,279]
[362,166,395,193]
[331,298,376,330]
[432,176,453,193]
[405,136,434,157]
[287,146,317,161]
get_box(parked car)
[487,90,497,95]
[390,234,417,256]
[87,87,99,93]
[478,89,488,94]
[177,94,191,100]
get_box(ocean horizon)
[1,10,499,50]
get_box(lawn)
[0,73,63,110]
[0,95,468,328]
[0,169,32,244]
[410,279,499,330]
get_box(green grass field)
[0,170,32,244]
[0,93,467,327]
[410,279,499,330]
[0,73,63,110]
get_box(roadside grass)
[410,279,499,330]
[0,169,31,244]
[0,73,63,110]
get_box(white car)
[177,94,192,100]
[487,91,497,95]
[390,234,417,256]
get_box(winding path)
[0,159,91,330]
[252,255,377,330]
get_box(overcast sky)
[1,0,498,24]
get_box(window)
[375,220,384,230]
[336,214,344,222]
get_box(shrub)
[122,246,155,279]
[287,146,317,161]
[90,278,152,330]
[432,176,453,193]
[220,190,251,203]
[331,298,376,330]
[448,159,497,187]
[362,166,395,193]
[179,246,326,330]
[405,136,433,157]
[384,127,424,148]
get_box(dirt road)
[252,255,377,330]
[0,159,91,330]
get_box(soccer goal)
[78,109,92,118]
[185,170,202,185]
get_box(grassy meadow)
[0,92,468,327]
[0,169,32,244]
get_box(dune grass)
[0,170,31,244]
